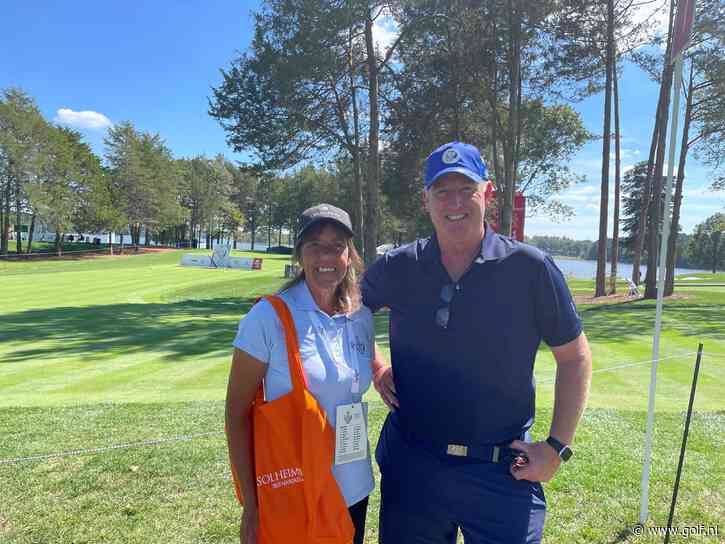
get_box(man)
[364,141,592,543]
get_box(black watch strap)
[546,436,573,462]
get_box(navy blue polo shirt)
[362,226,582,446]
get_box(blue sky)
[2,1,723,240]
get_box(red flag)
[671,0,696,60]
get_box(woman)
[226,203,375,544]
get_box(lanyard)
[308,310,361,400]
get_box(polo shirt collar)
[421,222,513,267]
[477,222,515,263]
[286,280,350,319]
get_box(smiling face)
[299,222,351,297]
[424,173,487,247]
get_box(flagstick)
[639,52,684,524]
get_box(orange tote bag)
[230,295,354,544]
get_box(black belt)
[394,418,526,463]
[443,443,510,462]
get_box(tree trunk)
[665,61,694,296]
[349,26,364,258]
[266,207,272,249]
[15,183,22,254]
[364,13,380,266]
[25,213,36,254]
[144,225,150,246]
[109,231,114,256]
[632,3,676,286]
[596,0,614,297]
[0,183,5,255]
[609,53,621,295]
[487,5,502,211]
[644,62,675,299]
[631,108,661,286]
[55,232,63,256]
[501,0,521,236]
[250,217,256,251]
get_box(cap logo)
[442,148,460,164]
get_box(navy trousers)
[376,415,547,544]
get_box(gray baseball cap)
[296,203,353,246]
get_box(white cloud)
[558,184,599,203]
[620,148,641,159]
[372,9,399,53]
[54,108,113,130]
[625,0,670,40]
[560,185,597,197]
[683,187,723,198]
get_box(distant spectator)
[627,278,640,297]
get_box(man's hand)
[240,506,258,544]
[508,440,561,482]
[373,365,399,411]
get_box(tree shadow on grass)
[0,297,259,364]
[4,297,721,365]
[608,524,641,543]
[579,300,725,345]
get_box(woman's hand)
[240,506,259,544]
[373,365,399,411]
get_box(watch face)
[560,446,573,462]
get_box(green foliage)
[178,155,236,244]
[209,0,367,169]
[0,88,47,253]
[104,122,183,244]
[620,161,669,253]
[687,212,725,273]
[515,101,592,218]
[525,235,594,259]
[382,1,595,236]
[26,126,103,238]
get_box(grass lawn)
[1,251,723,543]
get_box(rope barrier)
[537,350,724,385]
[535,351,703,384]
[0,431,223,466]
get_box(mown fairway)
[1,251,723,543]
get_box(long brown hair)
[278,221,363,314]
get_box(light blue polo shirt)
[232,280,375,506]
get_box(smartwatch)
[546,436,573,462]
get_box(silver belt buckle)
[446,444,468,457]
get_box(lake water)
[552,258,709,280]
[232,241,709,280]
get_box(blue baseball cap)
[424,141,488,189]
